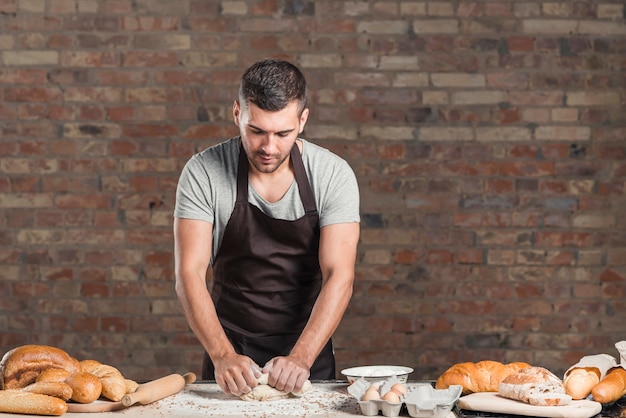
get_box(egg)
[390,383,408,396]
[370,382,382,390]
[381,390,401,403]
[362,387,381,401]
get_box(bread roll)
[499,366,571,406]
[0,389,68,416]
[36,368,71,383]
[80,359,126,401]
[591,366,626,405]
[564,367,600,400]
[435,360,532,395]
[65,371,102,403]
[21,381,73,401]
[125,378,139,394]
[0,345,80,389]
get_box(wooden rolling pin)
[121,372,196,407]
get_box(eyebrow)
[248,123,295,135]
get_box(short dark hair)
[239,58,307,115]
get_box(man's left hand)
[262,356,310,393]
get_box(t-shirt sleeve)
[318,159,360,227]
[174,155,215,224]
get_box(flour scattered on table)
[143,384,359,417]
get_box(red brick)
[187,17,236,32]
[122,52,178,67]
[72,317,100,332]
[102,317,129,332]
[122,124,178,139]
[393,249,421,264]
[456,249,483,264]
[4,87,62,102]
[425,250,454,264]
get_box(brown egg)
[382,390,401,403]
[362,386,381,401]
[390,383,408,396]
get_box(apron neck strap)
[236,141,317,215]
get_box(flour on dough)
[240,373,312,401]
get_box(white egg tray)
[348,377,462,417]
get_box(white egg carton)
[348,377,462,417]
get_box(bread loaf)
[65,371,102,403]
[435,360,532,395]
[0,389,68,416]
[80,359,126,401]
[499,366,571,406]
[21,381,73,401]
[564,367,600,400]
[591,367,626,405]
[0,345,80,389]
[36,368,71,383]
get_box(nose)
[259,134,278,154]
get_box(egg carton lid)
[404,384,462,418]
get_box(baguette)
[36,368,71,383]
[0,389,68,416]
[435,360,532,395]
[591,367,626,405]
[563,367,600,400]
[21,381,73,401]
[0,345,80,389]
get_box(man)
[174,59,360,397]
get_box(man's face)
[234,100,309,174]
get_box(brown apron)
[202,141,335,381]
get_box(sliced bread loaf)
[499,366,572,406]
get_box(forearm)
[175,272,234,360]
[289,271,354,368]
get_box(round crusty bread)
[80,359,126,402]
[65,371,102,403]
[435,360,532,395]
[0,345,80,389]
[0,389,68,416]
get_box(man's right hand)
[213,352,262,396]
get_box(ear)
[233,100,241,126]
[298,108,309,134]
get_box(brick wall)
[0,0,624,381]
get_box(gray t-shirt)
[174,137,360,261]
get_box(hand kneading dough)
[240,373,312,401]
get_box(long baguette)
[22,381,73,401]
[0,389,68,416]
[591,367,626,404]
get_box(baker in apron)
[202,142,335,381]
[174,58,360,397]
